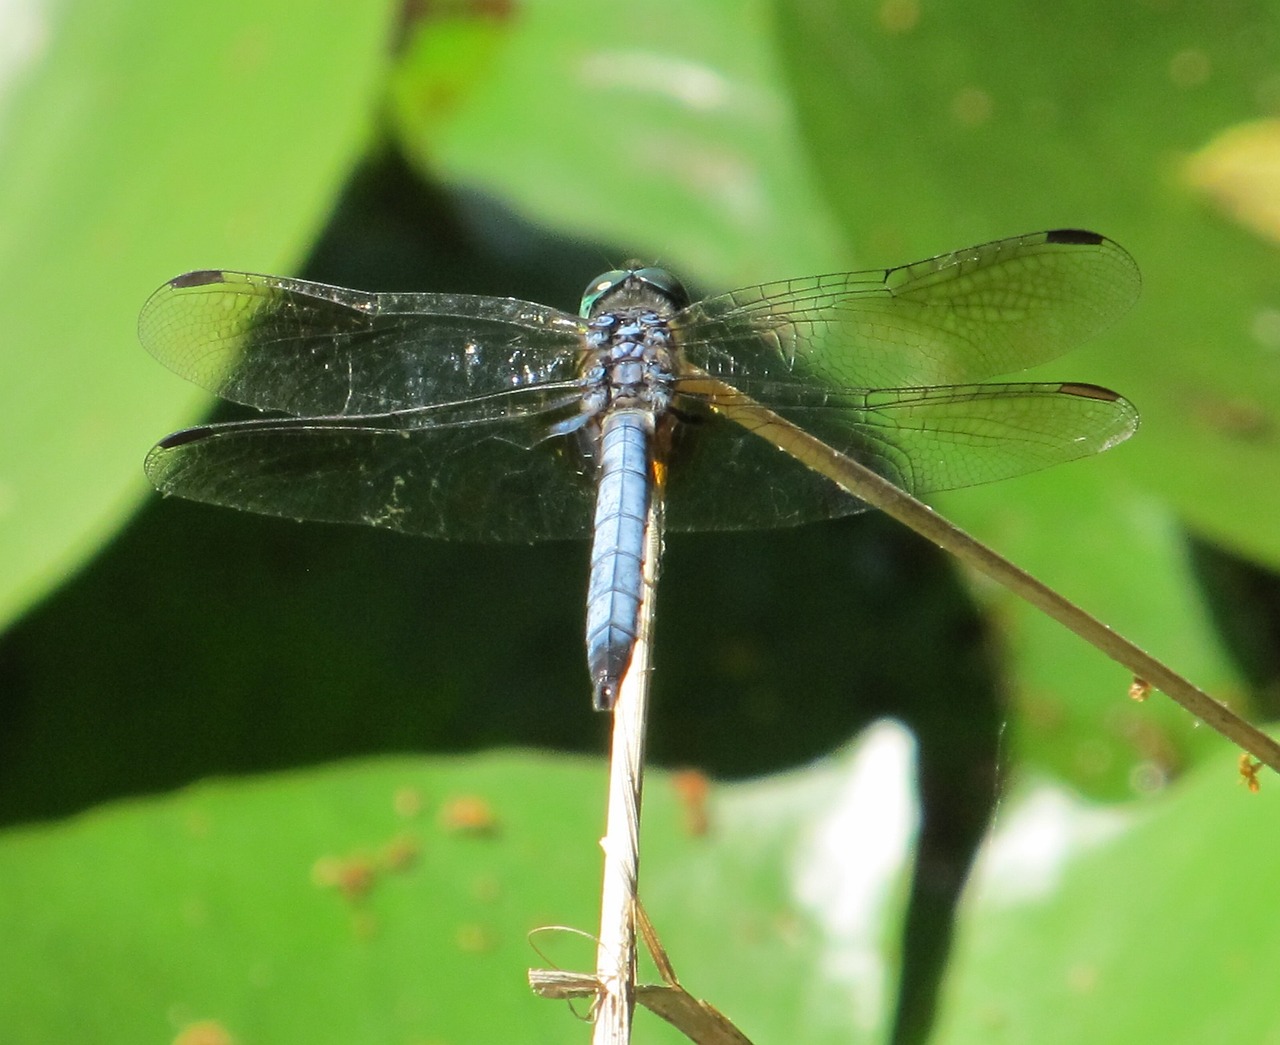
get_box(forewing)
[138,270,588,417]
[673,230,1140,395]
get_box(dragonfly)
[140,228,1140,710]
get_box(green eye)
[579,270,630,316]
[579,267,691,316]
[631,268,688,309]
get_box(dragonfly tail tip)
[593,678,618,712]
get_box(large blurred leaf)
[0,727,920,1044]
[774,0,1280,783]
[4,721,1271,1043]
[934,741,1280,1042]
[391,0,847,282]
[939,466,1242,792]
[0,0,397,629]
[796,4,1280,572]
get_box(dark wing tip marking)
[156,426,214,450]
[1059,382,1121,401]
[170,269,226,289]
[1044,229,1105,246]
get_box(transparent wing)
[672,230,1140,395]
[138,270,589,417]
[145,411,598,542]
[663,380,1138,531]
[147,380,1137,538]
[139,234,1140,539]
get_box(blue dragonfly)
[140,229,1139,709]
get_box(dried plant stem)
[592,481,665,1043]
[693,377,1280,776]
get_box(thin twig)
[592,480,665,1043]
[688,376,1280,776]
[531,903,754,1043]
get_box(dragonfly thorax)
[580,309,677,421]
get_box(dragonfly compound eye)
[580,270,631,317]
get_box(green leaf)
[775,0,1280,571]
[393,0,847,283]
[937,467,1246,795]
[934,740,1280,1041]
[772,0,1280,786]
[9,725,1267,1043]
[0,0,397,630]
[0,729,919,1043]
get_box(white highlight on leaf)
[968,783,1134,908]
[0,0,47,115]
[790,719,919,1034]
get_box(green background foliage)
[1,0,1279,1041]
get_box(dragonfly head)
[579,265,690,318]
